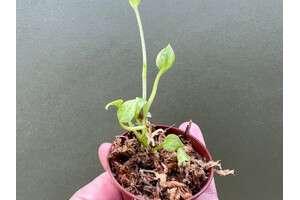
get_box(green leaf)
[117,99,137,123]
[156,44,175,73]
[129,0,141,8]
[134,97,147,118]
[105,99,123,110]
[117,97,146,123]
[162,134,183,152]
[177,147,190,166]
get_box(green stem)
[142,70,163,126]
[136,119,142,126]
[126,121,148,147]
[128,121,139,137]
[152,143,163,152]
[119,121,146,132]
[133,7,147,100]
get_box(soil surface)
[107,124,222,200]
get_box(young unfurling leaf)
[105,99,123,110]
[142,45,175,121]
[156,44,175,73]
[177,147,190,166]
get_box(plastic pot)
[107,125,214,200]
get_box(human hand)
[70,122,218,200]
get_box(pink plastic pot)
[107,125,214,200]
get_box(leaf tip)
[105,99,123,110]
[129,0,141,9]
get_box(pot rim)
[107,124,214,200]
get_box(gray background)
[17,0,282,199]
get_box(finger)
[70,171,122,200]
[98,143,112,171]
[196,178,218,200]
[179,122,206,146]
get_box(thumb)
[98,143,112,171]
[70,171,122,200]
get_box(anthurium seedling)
[104,2,235,199]
[105,0,189,165]
[152,134,190,166]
